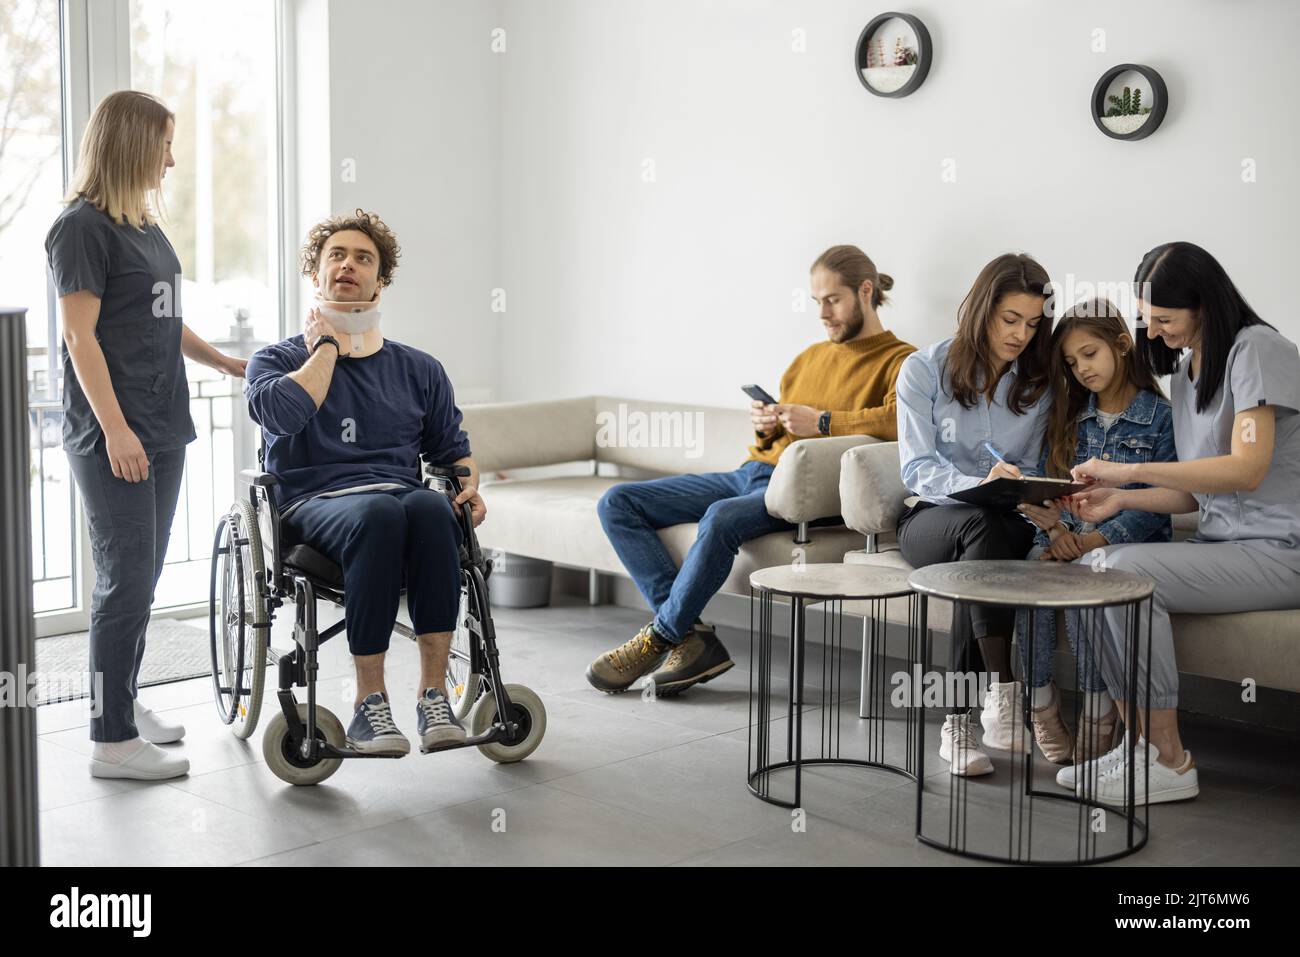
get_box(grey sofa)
[461,396,875,596]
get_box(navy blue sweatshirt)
[244,335,471,513]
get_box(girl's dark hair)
[1043,299,1163,477]
[946,253,1054,413]
[1134,242,1273,413]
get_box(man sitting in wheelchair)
[244,208,485,757]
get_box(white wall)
[495,0,1300,408]
[295,0,501,402]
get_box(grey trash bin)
[488,551,553,608]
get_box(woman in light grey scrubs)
[1067,242,1300,806]
[45,91,246,781]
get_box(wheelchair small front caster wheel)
[263,703,345,785]
[469,683,547,763]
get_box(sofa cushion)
[840,442,907,535]
[461,397,596,473]
[765,435,882,524]
[593,396,755,475]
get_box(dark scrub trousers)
[46,197,196,743]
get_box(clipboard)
[948,476,1090,510]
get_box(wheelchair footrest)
[419,724,516,754]
[318,743,406,760]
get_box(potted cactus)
[1101,83,1154,135]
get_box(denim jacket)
[1035,388,1176,549]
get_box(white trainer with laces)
[939,712,994,776]
[1058,734,1141,794]
[979,680,1033,753]
[133,699,186,744]
[1094,740,1200,806]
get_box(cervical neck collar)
[316,291,384,358]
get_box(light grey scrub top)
[1171,324,1300,570]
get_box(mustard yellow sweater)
[747,330,916,466]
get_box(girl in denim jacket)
[1014,299,1176,765]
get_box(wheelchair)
[207,453,546,785]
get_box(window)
[17,0,288,631]
[129,0,282,608]
[1,0,74,615]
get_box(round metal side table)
[748,563,920,810]
[908,560,1156,865]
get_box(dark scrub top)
[44,196,195,455]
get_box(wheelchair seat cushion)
[283,544,345,588]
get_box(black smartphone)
[742,384,778,405]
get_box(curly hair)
[300,208,401,288]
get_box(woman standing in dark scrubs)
[45,91,247,780]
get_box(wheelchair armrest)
[421,460,471,479]
[240,469,278,487]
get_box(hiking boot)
[586,621,671,693]
[648,623,734,697]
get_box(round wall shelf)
[856,12,932,98]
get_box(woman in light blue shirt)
[895,253,1054,777]
[1067,242,1300,807]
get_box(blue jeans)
[1015,545,1108,692]
[66,445,188,743]
[597,460,795,642]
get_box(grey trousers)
[1083,541,1300,710]
[66,446,187,742]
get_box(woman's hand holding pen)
[980,441,1022,484]
[981,460,1023,484]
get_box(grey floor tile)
[39,784,319,867]
[241,783,707,867]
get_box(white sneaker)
[1057,734,1141,794]
[89,738,190,780]
[979,680,1032,753]
[133,699,186,744]
[1094,741,1199,806]
[939,713,994,776]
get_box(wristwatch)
[312,334,341,357]
[817,411,832,435]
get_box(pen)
[983,441,1010,465]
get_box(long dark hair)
[1134,242,1273,413]
[1043,299,1164,477]
[946,253,1054,413]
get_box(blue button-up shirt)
[896,337,1050,504]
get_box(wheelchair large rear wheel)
[209,499,267,739]
[469,683,547,763]
[262,703,345,786]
